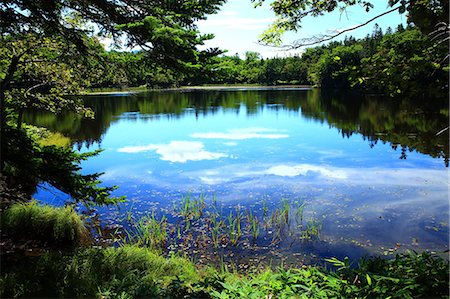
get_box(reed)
[227,211,237,246]
[250,215,260,241]
[282,198,290,225]
[177,194,206,221]
[125,212,168,250]
[301,215,321,240]
[209,213,222,248]
[295,202,305,226]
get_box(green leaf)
[366,274,372,286]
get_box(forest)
[77,24,448,101]
[0,0,449,298]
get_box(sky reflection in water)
[31,89,449,261]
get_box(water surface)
[27,88,449,265]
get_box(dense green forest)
[89,24,448,100]
[1,0,448,298]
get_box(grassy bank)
[1,202,448,298]
[1,246,448,298]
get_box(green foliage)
[212,251,449,298]
[2,125,124,204]
[87,26,447,101]
[2,200,89,246]
[358,28,448,98]
[0,34,95,129]
[251,0,448,44]
[313,44,365,89]
[1,249,447,298]
[325,251,450,298]
[36,131,71,147]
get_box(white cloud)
[118,141,227,163]
[191,127,289,140]
[221,10,239,16]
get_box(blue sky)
[196,0,407,58]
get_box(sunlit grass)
[2,200,89,246]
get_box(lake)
[26,88,449,268]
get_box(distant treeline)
[92,24,448,99]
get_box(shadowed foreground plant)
[0,246,203,298]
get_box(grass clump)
[1,246,206,298]
[2,201,89,246]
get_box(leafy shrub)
[212,252,449,299]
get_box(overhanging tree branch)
[272,4,405,49]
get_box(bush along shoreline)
[1,201,449,298]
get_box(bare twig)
[26,82,48,93]
[436,127,449,136]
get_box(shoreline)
[85,84,314,95]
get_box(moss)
[2,201,89,246]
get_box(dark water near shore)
[25,88,449,266]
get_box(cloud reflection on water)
[118,141,227,163]
[265,165,347,179]
[191,164,447,187]
[191,127,289,140]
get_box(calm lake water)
[26,88,449,266]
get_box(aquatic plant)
[301,214,322,240]
[125,213,168,250]
[227,211,237,246]
[282,198,290,226]
[295,202,305,226]
[210,217,223,248]
[246,209,260,242]
[250,216,260,241]
[176,194,206,221]
[235,209,243,241]
[261,199,268,218]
